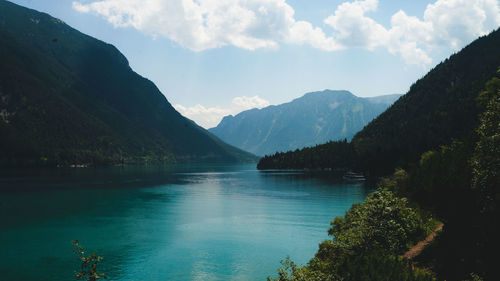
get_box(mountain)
[258,28,500,175]
[0,0,256,166]
[259,31,500,280]
[209,90,400,156]
[352,28,500,175]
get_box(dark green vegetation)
[0,0,256,167]
[268,66,500,280]
[258,139,355,170]
[258,28,500,176]
[72,240,106,281]
[209,91,400,156]
[407,75,500,281]
[268,186,437,281]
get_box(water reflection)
[0,164,372,281]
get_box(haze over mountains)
[0,0,256,166]
[209,90,400,156]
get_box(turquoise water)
[0,164,371,281]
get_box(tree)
[268,188,436,281]
[471,76,500,214]
[72,240,107,281]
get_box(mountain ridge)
[0,0,257,166]
[209,90,400,156]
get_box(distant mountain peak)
[209,90,401,156]
[299,89,354,99]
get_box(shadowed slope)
[0,0,256,166]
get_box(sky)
[9,0,500,128]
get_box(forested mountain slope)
[352,28,500,175]
[0,0,256,166]
[258,28,500,176]
[268,72,500,281]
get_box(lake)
[0,164,372,281]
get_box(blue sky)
[9,0,500,128]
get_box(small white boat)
[343,171,366,181]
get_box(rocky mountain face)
[209,90,400,156]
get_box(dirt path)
[403,223,444,260]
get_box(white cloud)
[324,0,387,50]
[323,0,500,66]
[383,0,500,65]
[72,2,90,13]
[386,11,433,66]
[423,0,500,48]
[286,21,342,51]
[73,0,500,66]
[174,95,270,128]
[72,0,310,51]
[232,95,270,109]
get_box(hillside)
[0,0,256,166]
[352,28,500,175]
[209,90,400,156]
[258,28,500,175]
[268,73,500,281]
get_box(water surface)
[0,164,371,280]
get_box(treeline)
[257,140,355,170]
[258,28,500,177]
[268,74,500,280]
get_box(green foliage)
[407,140,474,217]
[315,250,433,281]
[72,240,107,281]
[383,75,500,281]
[328,189,426,253]
[257,139,355,170]
[463,273,484,281]
[377,168,410,194]
[269,188,436,281]
[471,76,500,214]
[267,257,340,281]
